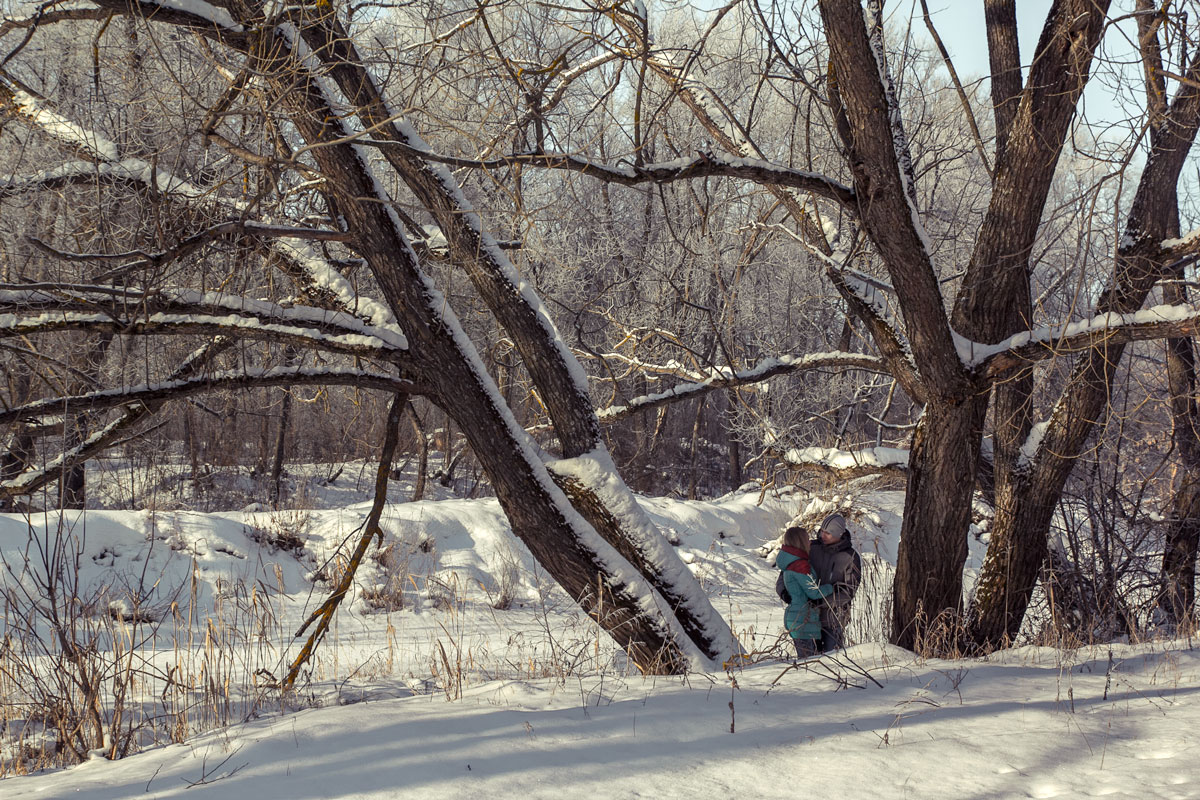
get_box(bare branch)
[283,393,406,691]
[0,366,424,427]
[0,5,113,38]
[26,220,350,275]
[1,71,396,332]
[918,0,993,178]
[360,140,858,208]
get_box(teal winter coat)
[776,548,833,640]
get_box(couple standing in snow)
[776,513,861,659]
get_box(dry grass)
[0,519,289,775]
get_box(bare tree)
[5,0,1200,663]
[0,0,738,672]
[412,0,1200,651]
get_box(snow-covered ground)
[2,473,1197,798]
[9,642,1200,800]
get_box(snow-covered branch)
[0,72,120,161]
[0,365,424,428]
[596,351,888,422]
[1,70,400,335]
[1160,227,1200,260]
[770,444,908,479]
[84,0,247,38]
[971,303,1200,383]
[0,286,409,356]
[808,246,926,406]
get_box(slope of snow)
[1,478,1194,797]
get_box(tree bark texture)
[1158,269,1200,624]
[968,27,1200,648]
[984,0,1022,160]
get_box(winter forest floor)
[2,463,1198,799]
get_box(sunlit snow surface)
[2,476,1197,798]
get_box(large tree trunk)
[891,402,985,649]
[1139,2,1200,628]
[818,0,981,650]
[957,2,1111,648]
[252,43,702,671]
[294,15,737,664]
[984,0,1021,160]
[1157,272,1200,625]
[969,7,1200,648]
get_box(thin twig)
[282,393,406,691]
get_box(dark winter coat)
[810,532,861,647]
[809,532,861,610]
[776,546,833,640]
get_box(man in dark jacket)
[809,512,861,652]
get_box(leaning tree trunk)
[294,14,737,663]
[252,44,697,672]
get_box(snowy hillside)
[2,480,1197,798]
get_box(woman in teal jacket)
[776,526,833,658]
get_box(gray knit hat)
[820,513,847,539]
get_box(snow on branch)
[1160,227,1200,260]
[0,160,162,197]
[0,73,120,161]
[86,0,246,36]
[0,286,409,355]
[2,67,400,336]
[970,302,1200,383]
[771,444,908,479]
[799,241,925,405]
[0,310,401,359]
[0,365,423,428]
[281,20,604,418]
[596,351,887,422]
[865,0,920,209]
[2,413,154,496]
